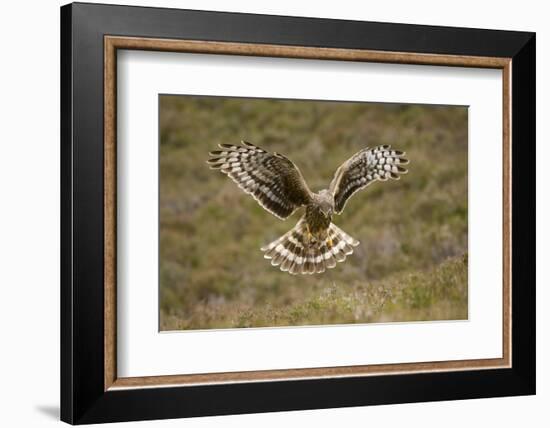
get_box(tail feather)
[287,246,300,275]
[281,255,293,272]
[315,250,326,274]
[261,217,359,275]
[306,249,316,275]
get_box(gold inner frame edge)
[104,36,512,391]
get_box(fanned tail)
[261,218,359,275]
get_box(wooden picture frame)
[61,2,535,424]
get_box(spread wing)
[329,145,409,214]
[208,141,313,220]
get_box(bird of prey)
[207,141,409,275]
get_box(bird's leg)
[306,224,313,243]
[326,231,333,249]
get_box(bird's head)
[317,189,334,218]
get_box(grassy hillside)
[159,95,468,330]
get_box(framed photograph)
[60,2,535,424]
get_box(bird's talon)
[306,225,313,242]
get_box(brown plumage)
[207,141,409,274]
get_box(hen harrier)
[208,141,409,275]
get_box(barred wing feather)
[329,145,409,214]
[207,141,312,220]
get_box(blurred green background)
[159,95,468,330]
